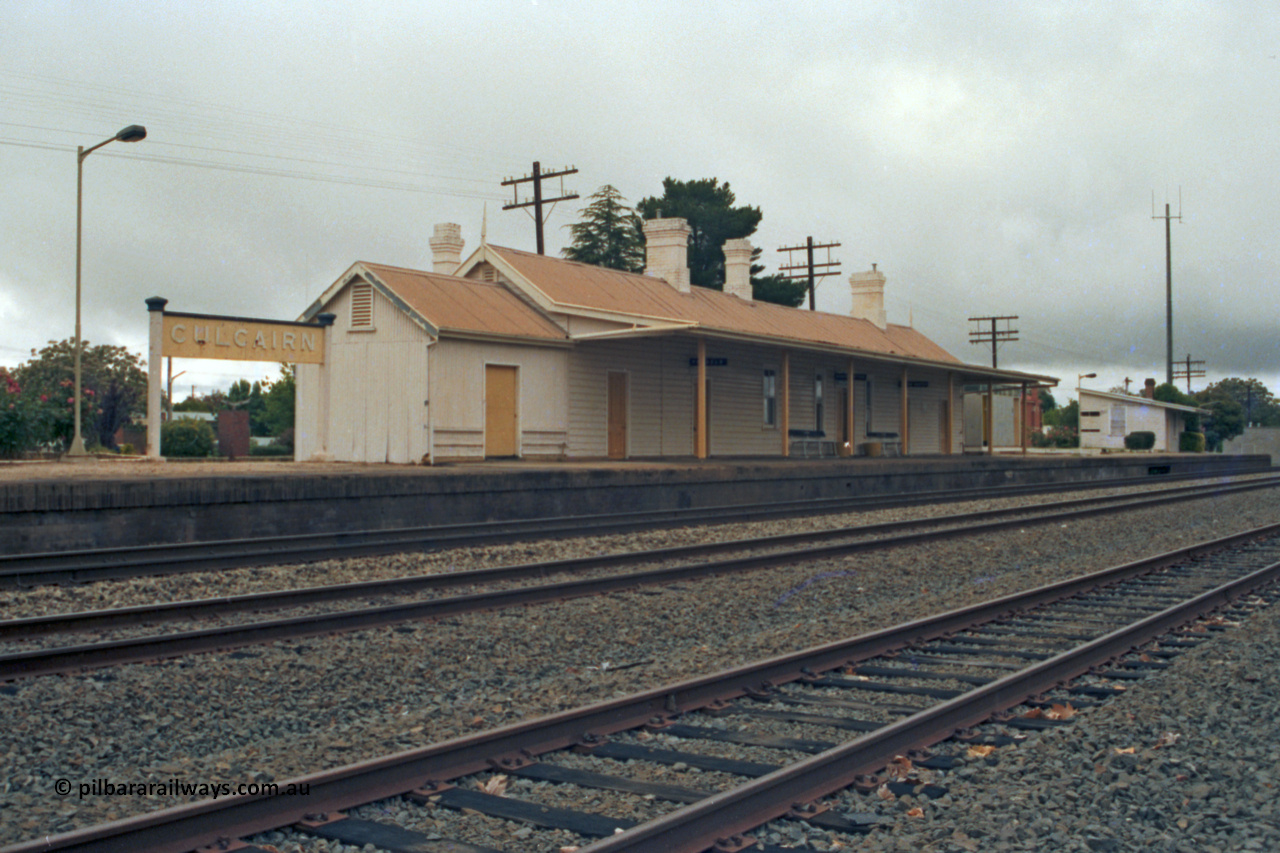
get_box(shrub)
[161,418,215,457]
[272,427,294,453]
[1179,431,1206,453]
[1124,431,1156,451]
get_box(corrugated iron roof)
[361,262,567,341]
[485,245,962,363]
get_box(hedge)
[161,419,215,457]
[1179,431,1206,453]
[1124,431,1156,451]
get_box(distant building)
[295,220,1057,463]
[1077,385,1205,452]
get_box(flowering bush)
[0,369,58,458]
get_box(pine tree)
[562,185,644,272]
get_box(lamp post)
[69,124,147,457]
[1076,373,1096,455]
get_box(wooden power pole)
[501,162,579,255]
[968,315,1020,368]
[777,237,841,310]
[1172,354,1205,393]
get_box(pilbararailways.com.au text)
[55,777,311,800]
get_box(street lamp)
[68,125,147,457]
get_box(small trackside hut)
[295,220,1056,463]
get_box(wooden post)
[986,382,995,456]
[900,366,909,456]
[847,356,856,456]
[781,350,791,457]
[695,339,707,459]
[944,371,954,454]
[1020,382,1028,455]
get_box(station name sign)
[161,312,325,364]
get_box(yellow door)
[607,371,628,459]
[485,365,518,457]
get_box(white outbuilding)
[1077,386,1205,452]
[294,220,1057,463]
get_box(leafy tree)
[636,177,763,292]
[1043,399,1078,430]
[259,364,296,436]
[563,185,644,272]
[1193,386,1245,451]
[749,273,807,308]
[12,339,147,450]
[1039,389,1057,413]
[1153,382,1201,433]
[1200,377,1280,426]
[174,396,213,413]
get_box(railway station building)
[294,219,1056,464]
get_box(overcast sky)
[3,1,1277,400]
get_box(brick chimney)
[723,238,753,301]
[643,218,692,293]
[849,264,887,330]
[429,223,465,274]
[1142,378,1156,399]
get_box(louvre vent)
[351,283,374,328]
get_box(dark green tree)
[562,185,644,272]
[260,364,296,436]
[1039,389,1058,413]
[1153,382,1202,433]
[1199,377,1280,426]
[12,339,147,450]
[748,273,807,307]
[1193,386,1245,451]
[636,177,763,291]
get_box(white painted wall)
[431,338,569,460]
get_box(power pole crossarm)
[502,162,579,255]
[968,315,1019,369]
[777,238,841,310]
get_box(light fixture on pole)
[68,124,147,457]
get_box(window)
[350,283,374,329]
[763,370,777,426]
[814,374,825,432]
[1110,406,1126,437]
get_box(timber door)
[484,365,518,457]
[607,371,628,459]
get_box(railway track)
[6,521,1278,853]
[1,465,1271,588]
[3,473,1279,681]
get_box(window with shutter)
[350,283,374,330]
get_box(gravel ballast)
[2,486,1280,848]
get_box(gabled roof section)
[482,244,957,361]
[1080,388,1209,414]
[300,262,568,343]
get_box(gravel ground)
[2,486,1280,848]
[0,476,1259,626]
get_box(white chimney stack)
[849,265,887,330]
[722,238,753,301]
[429,223,465,274]
[643,218,692,293]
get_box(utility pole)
[501,161,579,255]
[1172,353,1205,393]
[1153,192,1183,384]
[777,237,841,310]
[968,315,1020,368]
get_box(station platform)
[0,452,1270,553]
